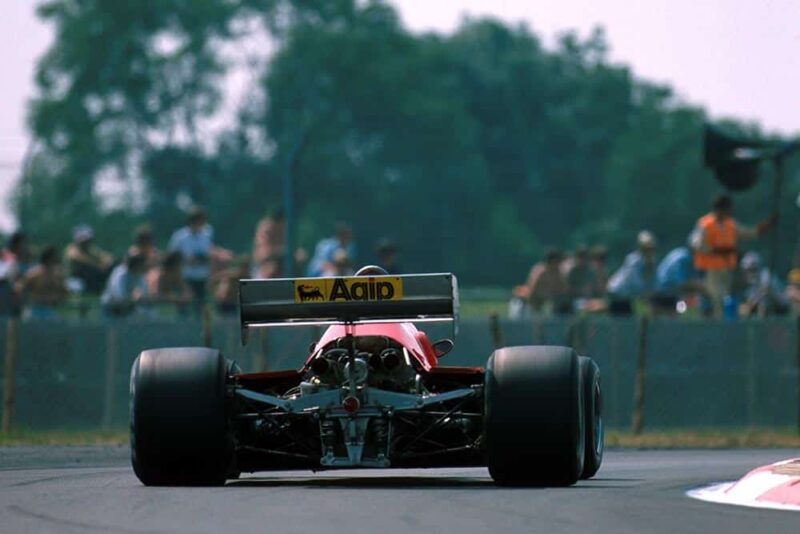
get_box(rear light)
[342,396,360,414]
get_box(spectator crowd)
[0,206,394,321]
[0,193,796,322]
[512,193,795,320]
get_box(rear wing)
[238,273,458,345]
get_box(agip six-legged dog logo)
[296,284,324,301]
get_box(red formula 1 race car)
[130,267,603,486]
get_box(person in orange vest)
[690,194,774,316]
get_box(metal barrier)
[0,316,798,431]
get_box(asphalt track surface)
[1,447,798,533]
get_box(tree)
[18,0,797,283]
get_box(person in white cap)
[606,230,658,315]
[64,224,114,294]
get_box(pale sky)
[1,0,798,231]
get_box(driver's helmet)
[354,265,388,276]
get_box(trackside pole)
[102,326,118,430]
[2,318,19,432]
[489,313,503,349]
[746,323,756,428]
[202,303,213,348]
[610,321,621,427]
[631,315,649,435]
[767,157,784,289]
[567,315,587,355]
[533,317,545,345]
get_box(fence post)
[202,303,213,348]
[609,319,620,428]
[631,315,649,435]
[102,325,118,430]
[489,313,503,349]
[746,322,756,428]
[567,316,587,354]
[532,316,545,345]
[2,318,19,433]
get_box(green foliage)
[16,0,800,283]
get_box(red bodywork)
[237,322,483,389]
[308,323,439,371]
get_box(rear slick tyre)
[130,347,232,486]
[579,356,603,479]
[485,346,584,486]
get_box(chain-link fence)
[1,316,798,431]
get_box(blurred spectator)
[254,255,282,279]
[563,245,595,301]
[690,194,775,317]
[737,252,788,317]
[376,238,401,274]
[525,249,570,314]
[213,257,250,316]
[607,231,658,315]
[307,222,356,277]
[2,231,32,275]
[785,268,800,314]
[321,248,354,277]
[168,206,233,303]
[65,224,114,294]
[147,251,193,310]
[589,245,608,298]
[653,246,707,314]
[252,209,285,264]
[251,210,308,276]
[0,231,32,316]
[128,224,161,269]
[101,253,150,317]
[18,246,69,320]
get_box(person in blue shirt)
[652,246,709,314]
[656,247,698,293]
[101,253,150,317]
[306,222,356,277]
[606,231,658,315]
[167,206,232,303]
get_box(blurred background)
[1,0,798,285]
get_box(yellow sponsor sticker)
[294,277,403,303]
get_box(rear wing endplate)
[238,273,458,345]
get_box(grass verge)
[1,428,799,448]
[0,429,128,446]
[607,429,800,449]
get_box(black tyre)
[579,356,603,479]
[485,346,585,486]
[130,347,232,486]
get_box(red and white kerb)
[688,458,800,511]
